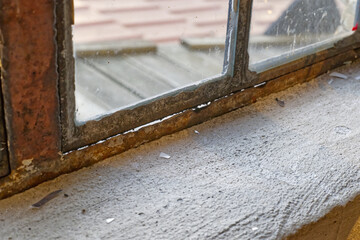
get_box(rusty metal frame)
[0,0,61,168]
[0,0,61,197]
[0,0,359,199]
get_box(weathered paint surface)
[0,0,61,169]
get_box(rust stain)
[0,0,61,169]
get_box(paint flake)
[329,72,348,79]
[106,218,115,224]
[252,227,258,231]
[32,190,62,208]
[159,152,171,159]
[194,130,200,134]
[275,98,285,107]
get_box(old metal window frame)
[58,0,360,152]
[0,0,359,199]
[58,0,244,152]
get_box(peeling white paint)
[17,158,36,173]
[22,159,33,167]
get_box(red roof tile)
[73,0,295,44]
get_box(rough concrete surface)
[2,62,360,239]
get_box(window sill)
[1,60,360,239]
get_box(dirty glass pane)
[73,0,230,122]
[249,0,358,72]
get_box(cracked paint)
[16,158,36,173]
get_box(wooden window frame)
[0,0,359,199]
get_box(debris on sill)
[254,82,267,88]
[106,218,115,224]
[329,72,348,80]
[31,190,62,208]
[159,152,171,159]
[194,130,200,134]
[334,126,351,135]
[275,98,285,107]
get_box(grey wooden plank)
[86,56,175,98]
[75,43,227,122]
[181,37,225,51]
[158,44,224,79]
[75,40,157,58]
[126,53,203,87]
[75,59,141,110]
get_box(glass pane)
[73,0,230,122]
[249,0,358,72]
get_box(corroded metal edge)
[0,0,61,170]
[0,47,358,200]
[233,0,253,83]
[56,0,76,154]
[0,68,9,178]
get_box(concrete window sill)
[1,61,360,239]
